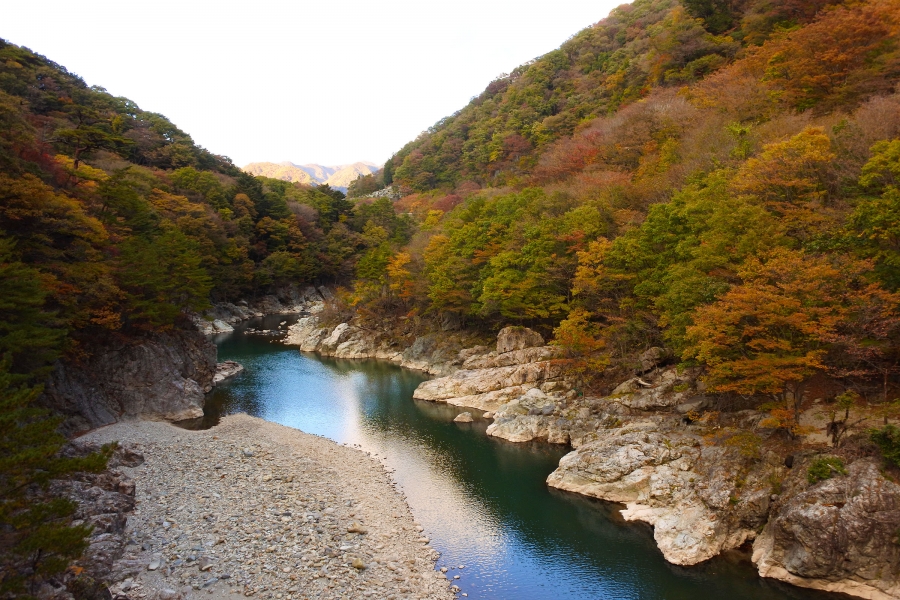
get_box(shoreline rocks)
[546,419,766,566]
[282,312,900,599]
[80,414,453,600]
[48,442,144,597]
[283,312,488,377]
[192,286,329,336]
[753,458,900,599]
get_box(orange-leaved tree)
[552,308,609,394]
[684,248,873,433]
[386,251,417,307]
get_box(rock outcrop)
[412,329,566,413]
[753,458,900,599]
[546,418,774,565]
[283,312,486,376]
[42,330,216,434]
[413,360,564,412]
[409,327,580,444]
[485,387,573,444]
[45,442,143,595]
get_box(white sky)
[4,0,625,167]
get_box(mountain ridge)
[243,160,380,191]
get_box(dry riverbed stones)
[81,414,452,600]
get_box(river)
[185,315,837,600]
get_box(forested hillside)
[0,40,410,382]
[355,0,900,414]
[386,0,896,189]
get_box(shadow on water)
[178,316,845,600]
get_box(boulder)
[321,322,351,349]
[211,319,234,333]
[453,412,474,423]
[487,413,552,442]
[213,361,244,385]
[753,459,900,599]
[283,315,330,351]
[496,326,544,354]
[636,347,673,373]
[676,397,711,414]
[609,368,693,411]
[485,388,570,443]
[191,316,235,335]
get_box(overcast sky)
[5,0,624,167]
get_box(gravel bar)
[80,414,454,600]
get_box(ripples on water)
[182,316,840,600]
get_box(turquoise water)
[188,316,839,600]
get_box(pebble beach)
[81,414,454,600]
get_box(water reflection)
[185,316,840,600]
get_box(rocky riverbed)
[79,415,453,600]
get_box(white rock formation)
[546,424,760,566]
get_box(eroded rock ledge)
[283,306,488,377]
[192,285,333,336]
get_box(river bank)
[78,414,453,600]
[282,307,900,600]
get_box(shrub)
[725,430,763,460]
[870,424,900,468]
[807,457,847,484]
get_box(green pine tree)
[0,361,112,596]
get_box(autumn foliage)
[356,0,900,405]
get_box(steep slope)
[0,38,410,387]
[385,0,855,191]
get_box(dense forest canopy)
[0,0,897,430]
[385,0,898,191]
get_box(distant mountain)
[242,161,380,191]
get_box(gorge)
[5,0,900,598]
